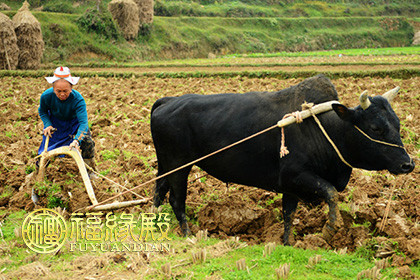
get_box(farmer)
[37,66,96,176]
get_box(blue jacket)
[38,87,89,142]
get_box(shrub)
[139,23,152,36]
[43,1,74,13]
[76,8,120,40]
[27,0,45,8]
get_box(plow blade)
[36,146,98,206]
[87,198,151,211]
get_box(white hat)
[45,66,80,85]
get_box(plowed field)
[0,75,419,275]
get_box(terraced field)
[0,49,419,278]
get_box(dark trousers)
[79,130,95,159]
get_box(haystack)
[108,0,139,40]
[12,1,44,69]
[0,12,18,70]
[0,3,11,10]
[133,0,153,25]
[413,31,420,45]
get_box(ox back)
[150,74,414,245]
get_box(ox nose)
[400,161,415,173]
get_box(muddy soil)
[0,76,418,266]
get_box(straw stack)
[108,0,139,40]
[0,12,19,70]
[12,1,44,69]
[0,3,11,10]
[133,0,153,26]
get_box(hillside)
[1,10,415,64]
[0,0,418,63]
[153,0,420,18]
[2,0,419,18]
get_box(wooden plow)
[35,136,150,211]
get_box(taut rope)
[279,103,408,169]
[86,124,279,210]
[86,100,408,211]
[310,110,354,168]
[353,126,405,150]
[87,101,340,211]
[278,103,354,168]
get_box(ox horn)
[359,90,371,110]
[382,86,400,102]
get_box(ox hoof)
[322,223,338,243]
[181,224,191,237]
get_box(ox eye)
[370,126,383,135]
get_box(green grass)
[5,0,417,18]
[227,45,420,58]
[0,186,13,199]
[0,9,415,63]
[153,0,420,18]
[53,45,420,68]
[0,209,407,279]
[1,68,420,79]
[182,245,397,280]
[101,149,121,161]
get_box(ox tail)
[151,97,173,115]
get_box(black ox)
[150,75,414,245]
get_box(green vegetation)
[134,16,415,59]
[30,12,130,63]
[76,7,120,40]
[2,0,419,18]
[101,149,121,161]
[227,45,420,58]
[56,45,418,68]
[42,1,74,14]
[0,210,406,279]
[34,181,68,208]
[0,186,13,199]
[0,68,419,79]
[154,0,420,18]
[0,8,415,63]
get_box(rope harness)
[279,105,407,169]
[87,102,409,211]
[280,111,303,158]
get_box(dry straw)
[133,0,153,25]
[306,255,322,268]
[0,3,11,10]
[276,263,290,279]
[374,258,390,270]
[12,1,44,69]
[0,12,19,70]
[357,266,381,280]
[196,229,208,242]
[108,0,139,40]
[236,258,247,271]
[191,248,207,264]
[263,242,276,257]
[161,262,171,278]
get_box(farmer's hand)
[69,140,80,152]
[43,126,56,137]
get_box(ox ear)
[332,104,354,122]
